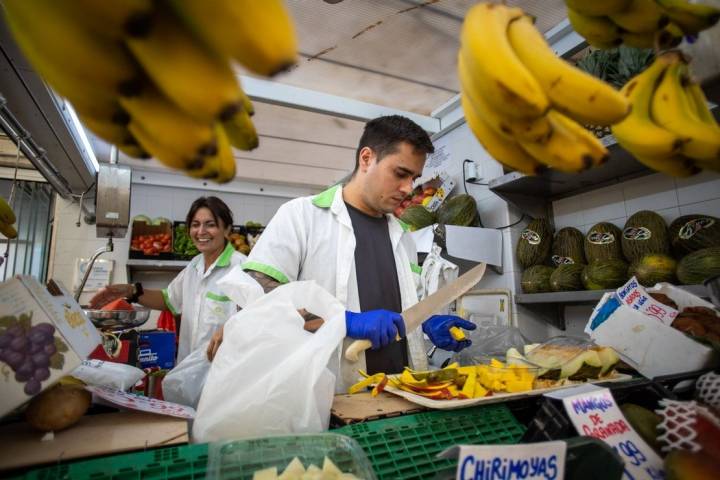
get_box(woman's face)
[189,207,229,254]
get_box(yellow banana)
[78,114,135,147]
[620,30,656,49]
[460,94,544,176]
[686,81,719,127]
[128,122,197,171]
[633,154,701,177]
[239,87,255,117]
[222,109,259,151]
[519,111,605,173]
[457,54,552,143]
[1,0,142,96]
[508,15,630,126]
[655,0,720,35]
[168,0,298,77]
[609,0,669,33]
[611,53,687,158]
[651,60,720,163]
[460,3,548,119]
[0,196,16,225]
[567,8,623,49]
[125,10,242,123]
[211,125,236,184]
[119,85,217,158]
[63,0,154,39]
[0,222,18,240]
[565,0,632,16]
[552,112,610,166]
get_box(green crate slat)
[16,443,209,480]
[334,403,526,480]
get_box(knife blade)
[344,262,487,362]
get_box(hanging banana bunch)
[612,50,720,176]
[0,0,299,184]
[0,196,17,239]
[565,0,720,50]
[459,3,631,175]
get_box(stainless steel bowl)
[705,275,720,308]
[84,307,151,330]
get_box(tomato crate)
[333,403,525,480]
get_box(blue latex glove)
[345,310,406,350]
[422,315,476,352]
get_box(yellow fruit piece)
[450,326,466,341]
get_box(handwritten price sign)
[561,387,664,480]
[86,385,195,419]
[616,278,678,325]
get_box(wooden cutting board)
[0,411,188,472]
[331,391,427,425]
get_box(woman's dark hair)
[186,196,233,231]
[353,115,434,172]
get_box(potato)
[25,384,91,432]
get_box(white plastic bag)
[192,281,346,443]
[162,344,211,408]
[419,244,458,301]
[70,359,145,391]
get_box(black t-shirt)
[345,202,409,375]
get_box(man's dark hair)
[353,115,434,172]
[186,196,234,232]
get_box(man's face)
[359,141,426,215]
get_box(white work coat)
[163,242,247,363]
[244,184,429,392]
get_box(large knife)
[344,262,487,362]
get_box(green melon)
[551,227,586,266]
[677,247,720,285]
[436,194,477,226]
[633,253,677,286]
[400,205,436,230]
[582,258,629,290]
[585,222,623,263]
[521,265,554,293]
[621,210,670,263]
[550,264,586,291]
[517,218,553,269]
[669,215,720,257]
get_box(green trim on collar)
[161,289,179,316]
[396,218,411,232]
[216,242,235,267]
[410,262,422,275]
[311,184,340,208]
[206,292,231,302]
[242,261,290,284]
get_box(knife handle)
[344,333,403,363]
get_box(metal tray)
[84,307,151,330]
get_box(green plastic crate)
[334,403,526,480]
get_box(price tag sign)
[455,442,566,480]
[616,277,678,325]
[558,386,664,480]
[86,385,195,419]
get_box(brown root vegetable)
[648,292,678,310]
[682,306,719,318]
[672,316,707,337]
[25,384,91,432]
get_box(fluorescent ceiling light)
[65,102,99,173]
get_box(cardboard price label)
[455,442,566,480]
[87,385,195,419]
[556,386,664,480]
[616,277,678,325]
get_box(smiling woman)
[88,196,252,363]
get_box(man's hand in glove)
[422,315,476,352]
[345,310,406,350]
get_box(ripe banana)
[508,15,630,126]
[655,0,720,35]
[239,87,255,116]
[127,122,197,171]
[2,0,142,96]
[211,125,236,184]
[125,9,242,123]
[552,112,610,166]
[119,85,217,158]
[222,109,259,151]
[651,60,720,163]
[0,222,18,240]
[686,81,719,126]
[0,196,16,225]
[460,3,548,119]
[633,154,701,177]
[518,111,605,173]
[78,114,136,147]
[460,94,544,176]
[64,0,154,39]
[609,0,669,33]
[168,0,298,77]
[620,30,656,49]
[565,0,632,16]
[567,8,623,49]
[611,53,687,159]
[457,54,552,143]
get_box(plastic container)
[205,434,376,480]
[334,403,525,480]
